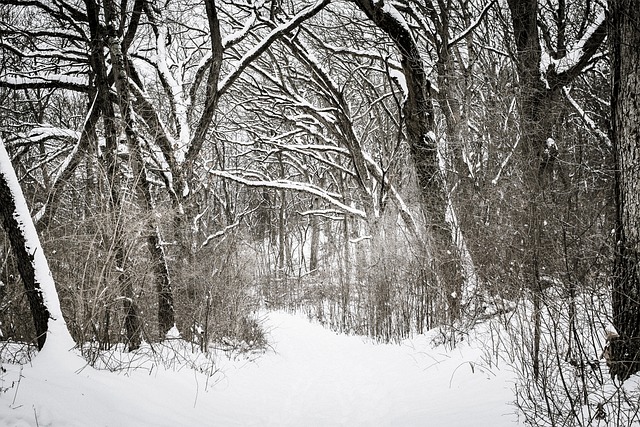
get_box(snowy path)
[0,311,518,426]
[210,311,518,426]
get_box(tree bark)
[102,2,176,337]
[610,0,640,382]
[85,0,143,350]
[309,197,321,273]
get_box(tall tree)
[102,0,176,338]
[0,137,74,352]
[506,0,607,378]
[610,0,640,382]
[352,0,465,320]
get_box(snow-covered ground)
[0,311,519,426]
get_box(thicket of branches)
[1,0,636,424]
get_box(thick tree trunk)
[0,139,74,352]
[506,0,607,381]
[506,0,556,380]
[610,0,640,382]
[0,161,49,350]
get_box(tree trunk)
[506,0,608,381]
[0,138,74,352]
[85,0,143,350]
[610,0,640,382]
[103,0,175,337]
[309,197,321,273]
[0,157,49,350]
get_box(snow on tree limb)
[541,11,607,89]
[0,74,90,92]
[201,219,241,247]
[217,0,331,97]
[209,169,366,218]
[33,93,101,227]
[143,2,191,155]
[563,87,610,146]
[447,0,497,48]
[222,11,258,49]
[0,41,88,63]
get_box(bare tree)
[351,0,465,320]
[505,0,607,378]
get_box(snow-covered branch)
[217,0,330,97]
[563,87,610,146]
[209,169,366,218]
[0,74,90,92]
[201,219,241,247]
[0,137,75,353]
[541,11,608,89]
[448,0,497,48]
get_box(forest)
[1,0,639,425]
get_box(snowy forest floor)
[0,311,519,426]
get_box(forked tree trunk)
[104,0,175,337]
[610,0,640,382]
[506,0,606,380]
[86,0,143,350]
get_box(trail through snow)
[1,311,519,426]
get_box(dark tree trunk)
[85,0,143,350]
[610,0,640,382]
[0,154,50,350]
[309,197,321,273]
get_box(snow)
[33,95,98,224]
[149,9,191,157]
[0,311,518,426]
[380,1,411,36]
[222,13,257,48]
[447,0,498,48]
[217,0,330,96]
[563,87,610,145]
[22,126,81,144]
[388,67,408,99]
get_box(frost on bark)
[610,0,640,382]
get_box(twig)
[12,365,23,405]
